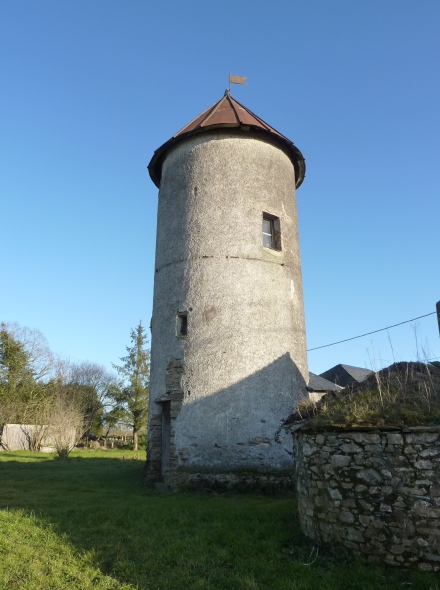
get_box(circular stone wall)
[294,426,440,571]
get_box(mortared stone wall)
[294,426,440,571]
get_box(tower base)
[145,467,293,493]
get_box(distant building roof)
[308,372,343,393]
[148,90,305,189]
[319,364,373,388]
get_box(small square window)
[262,213,281,250]
[177,313,188,337]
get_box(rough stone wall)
[166,470,292,492]
[294,427,440,571]
[145,359,184,483]
[147,129,308,482]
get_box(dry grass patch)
[294,362,440,428]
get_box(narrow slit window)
[262,213,281,250]
[177,313,188,336]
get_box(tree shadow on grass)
[0,454,436,590]
[0,451,53,461]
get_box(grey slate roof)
[308,372,343,393]
[319,364,373,388]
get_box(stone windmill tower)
[146,91,308,488]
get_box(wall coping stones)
[288,423,440,433]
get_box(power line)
[307,312,436,352]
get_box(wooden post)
[437,301,440,336]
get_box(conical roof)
[148,91,305,189]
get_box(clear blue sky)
[1,0,439,376]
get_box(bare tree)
[26,397,53,451]
[0,322,62,425]
[47,391,87,459]
[66,361,119,436]
[2,322,57,381]
[0,322,120,454]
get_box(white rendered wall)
[149,131,308,472]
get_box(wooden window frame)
[262,212,281,251]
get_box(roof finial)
[225,88,231,97]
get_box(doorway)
[160,401,171,480]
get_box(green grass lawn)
[0,450,437,590]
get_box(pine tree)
[112,322,150,451]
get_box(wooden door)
[161,402,171,480]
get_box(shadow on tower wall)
[146,353,307,486]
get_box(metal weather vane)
[228,74,247,93]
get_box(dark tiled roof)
[174,91,290,139]
[319,364,373,387]
[148,91,305,189]
[308,372,343,393]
